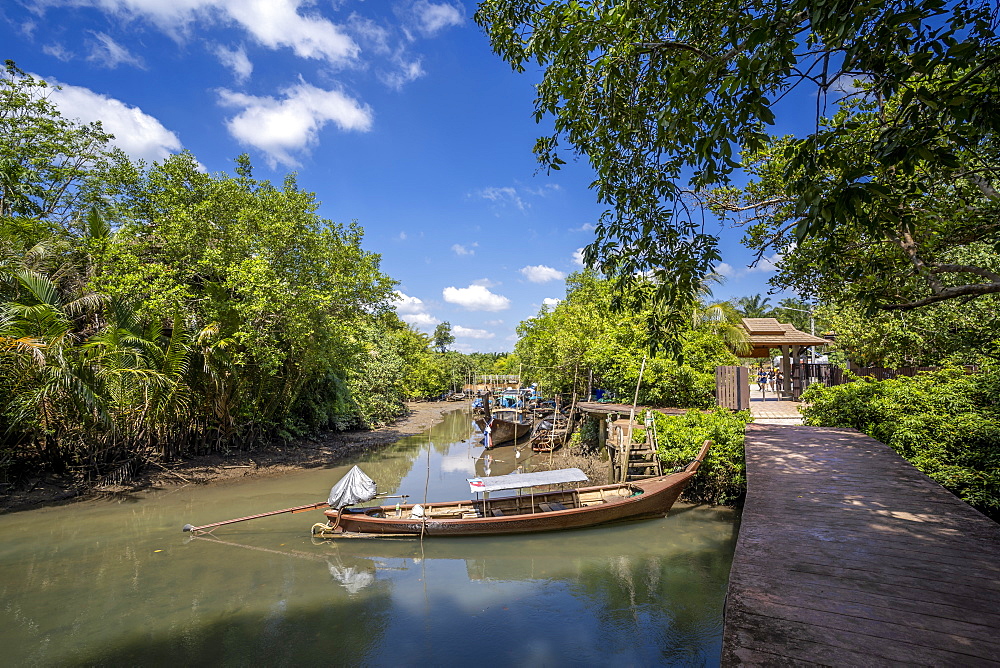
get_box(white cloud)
[65,0,360,67]
[542,297,561,307]
[348,14,391,54]
[748,253,780,273]
[831,73,873,96]
[714,254,779,280]
[218,81,373,167]
[472,278,497,288]
[393,291,439,330]
[380,52,425,90]
[225,0,358,65]
[87,31,145,68]
[523,183,560,197]
[453,325,494,339]
[571,222,596,232]
[409,1,464,36]
[443,285,511,311]
[572,248,585,267]
[391,290,425,314]
[451,243,477,256]
[42,43,73,61]
[44,78,181,162]
[476,186,526,211]
[401,312,440,328]
[715,262,736,277]
[214,44,253,82]
[520,265,565,283]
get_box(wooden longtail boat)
[529,413,569,452]
[315,440,711,538]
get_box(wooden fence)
[716,366,751,410]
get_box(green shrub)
[571,415,601,450]
[800,366,1000,519]
[636,408,752,505]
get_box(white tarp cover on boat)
[327,465,377,508]
[467,468,588,494]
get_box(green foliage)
[569,414,601,450]
[1,61,115,225]
[800,367,1000,518]
[515,271,738,407]
[476,1,1000,348]
[600,356,717,409]
[0,65,432,482]
[432,321,455,353]
[819,299,1000,366]
[638,408,752,505]
[734,294,772,318]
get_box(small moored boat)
[314,440,711,538]
[475,408,533,447]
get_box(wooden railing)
[791,363,978,399]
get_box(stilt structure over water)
[723,424,1000,665]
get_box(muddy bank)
[0,401,465,513]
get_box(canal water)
[0,409,739,667]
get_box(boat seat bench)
[538,502,568,512]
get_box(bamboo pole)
[182,502,329,534]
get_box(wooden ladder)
[613,412,664,482]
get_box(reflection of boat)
[315,441,710,538]
[475,408,533,447]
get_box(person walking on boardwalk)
[757,367,768,395]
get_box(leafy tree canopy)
[515,271,739,407]
[475,0,999,340]
[432,321,455,353]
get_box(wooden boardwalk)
[723,424,1000,666]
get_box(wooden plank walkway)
[722,424,1000,666]
[575,401,689,416]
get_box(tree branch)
[884,281,1000,310]
[929,264,1000,283]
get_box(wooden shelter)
[741,318,830,398]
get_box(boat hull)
[474,416,532,447]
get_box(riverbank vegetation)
[0,63,501,489]
[512,271,742,408]
[645,409,751,506]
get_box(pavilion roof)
[741,318,830,349]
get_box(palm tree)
[693,299,751,355]
[734,294,773,318]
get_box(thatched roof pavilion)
[741,318,830,358]
[741,318,830,398]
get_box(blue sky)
[4,0,790,352]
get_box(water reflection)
[0,407,739,666]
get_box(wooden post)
[781,346,792,397]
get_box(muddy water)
[0,409,739,666]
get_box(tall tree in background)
[475,0,999,348]
[734,294,773,319]
[433,321,455,353]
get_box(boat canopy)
[467,468,588,494]
[328,465,378,509]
